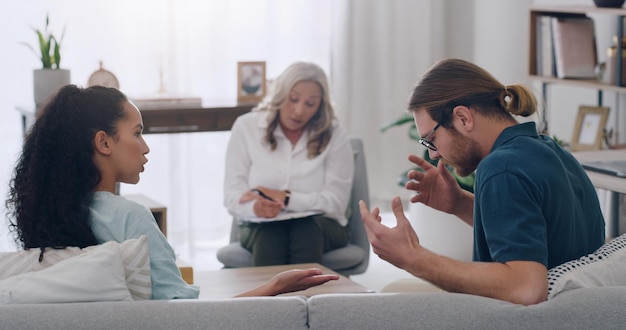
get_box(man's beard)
[443,130,482,178]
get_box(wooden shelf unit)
[529,5,626,132]
[529,5,626,238]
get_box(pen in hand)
[249,188,285,217]
[251,188,276,202]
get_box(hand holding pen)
[239,187,283,218]
[251,188,278,202]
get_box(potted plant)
[381,112,475,262]
[22,14,70,110]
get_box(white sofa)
[1,287,626,330]
[2,233,626,329]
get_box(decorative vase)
[593,0,625,8]
[408,201,474,262]
[33,68,71,112]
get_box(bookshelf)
[529,5,626,238]
[529,5,626,133]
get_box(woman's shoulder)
[90,192,157,241]
[92,191,150,215]
[234,110,270,129]
[329,119,349,138]
[238,110,269,123]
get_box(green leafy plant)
[381,112,475,193]
[21,14,66,69]
[551,134,567,148]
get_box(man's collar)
[491,122,539,151]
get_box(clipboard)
[243,211,325,223]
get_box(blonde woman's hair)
[253,62,335,158]
[408,58,537,126]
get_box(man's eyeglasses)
[418,123,440,152]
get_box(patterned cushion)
[547,233,626,299]
[0,236,151,300]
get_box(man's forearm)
[405,250,548,305]
[452,190,474,226]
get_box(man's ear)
[93,130,112,155]
[451,105,474,133]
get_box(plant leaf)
[24,14,65,69]
[408,124,420,141]
[36,29,52,68]
[380,112,414,132]
[52,37,61,68]
[19,41,38,57]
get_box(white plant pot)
[33,68,71,110]
[408,201,474,262]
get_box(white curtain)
[330,0,442,206]
[118,0,335,257]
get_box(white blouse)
[223,111,354,226]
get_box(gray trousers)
[239,215,349,266]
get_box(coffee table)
[194,263,373,299]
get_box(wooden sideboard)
[140,104,253,134]
[16,103,254,135]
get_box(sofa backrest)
[0,296,309,330]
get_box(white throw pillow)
[0,236,151,300]
[0,241,132,304]
[547,233,626,299]
[113,236,152,300]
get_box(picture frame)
[237,61,266,104]
[570,105,610,151]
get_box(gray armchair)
[216,136,370,276]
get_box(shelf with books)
[528,5,626,133]
[528,75,626,94]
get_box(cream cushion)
[547,233,626,299]
[0,236,151,300]
[0,241,132,304]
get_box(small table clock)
[88,61,119,89]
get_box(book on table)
[581,160,626,178]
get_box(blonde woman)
[224,62,354,266]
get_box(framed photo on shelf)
[571,105,610,151]
[237,61,266,104]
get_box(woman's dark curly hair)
[6,85,128,249]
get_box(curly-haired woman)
[6,85,337,300]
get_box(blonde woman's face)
[278,81,322,136]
